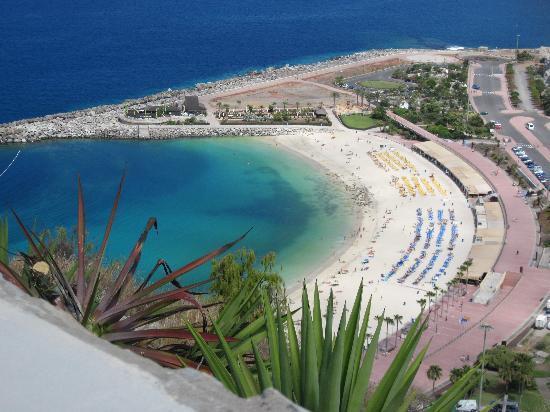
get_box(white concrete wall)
[0,278,303,412]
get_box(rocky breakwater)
[0,47,430,144]
[0,115,329,143]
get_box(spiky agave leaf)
[82,173,125,323]
[2,175,266,371]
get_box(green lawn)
[471,372,550,412]
[358,80,403,90]
[340,114,381,130]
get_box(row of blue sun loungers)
[386,207,460,286]
[385,209,423,281]
[430,251,455,284]
[412,248,442,285]
[448,224,459,249]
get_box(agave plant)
[0,175,266,368]
[190,280,437,411]
[191,281,480,411]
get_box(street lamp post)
[515,34,520,59]
[478,323,493,411]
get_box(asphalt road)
[471,59,550,177]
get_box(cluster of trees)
[210,248,283,303]
[527,65,550,114]
[483,346,535,392]
[389,62,491,140]
[506,64,521,107]
[516,50,534,62]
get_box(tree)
[394,314,403,346]
[498,356,515,392]
[514,353,534,395]
[332,92,339,107]
[427,364,443,392]
[384,316,395,353]
[371,105,386,120]
[334,75,344,86]
[426,290,436,312]
[210,248,283,303]
[450,366,469,384]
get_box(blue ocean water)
[1,0,549,123]
[0,138,354,285]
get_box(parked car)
[494,122,502,129]
[526,122,535,131]
[472,84,480,90]
[480,111,488,115]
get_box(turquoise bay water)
[0,138,354,285]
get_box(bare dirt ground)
[209,81,354,109]
[303,57,403,85]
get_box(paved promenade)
[372,112,550,391]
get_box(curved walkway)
[373,112,550,391]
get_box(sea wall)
[0,277,304,411]
[0,48,419,144]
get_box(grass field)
[470,371,550,411]
[358,80,403,90]
[340,114,381,130]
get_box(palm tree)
[446,281,454,307]
[216,101,222,114]
[282,100,288,110]
[366,333,372,347]
[236,100,242,110]
[417,298,427,310]
[427,364,443,392]
[394,314,403,346]
[426,291,436,313]
[498,357,515,392]
[384,316,395,353]
[332,91,339,107]
[295,101,300,111]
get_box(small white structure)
[399,101,409,110]
[535,314,547,329]
[456,399,477,411]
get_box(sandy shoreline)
[263,133,368,295]
[273,129,476,340]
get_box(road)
[470,59,550,184]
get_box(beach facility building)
[184,95,207,115]
[127,104,183,118]
[412,141,493,197]
[314,107,327,118]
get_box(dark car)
[472,84,480,90]
[480,111,488,115]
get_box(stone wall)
[0,277,304,411]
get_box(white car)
[526,122,535,131]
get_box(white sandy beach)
[273,129,475,341]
